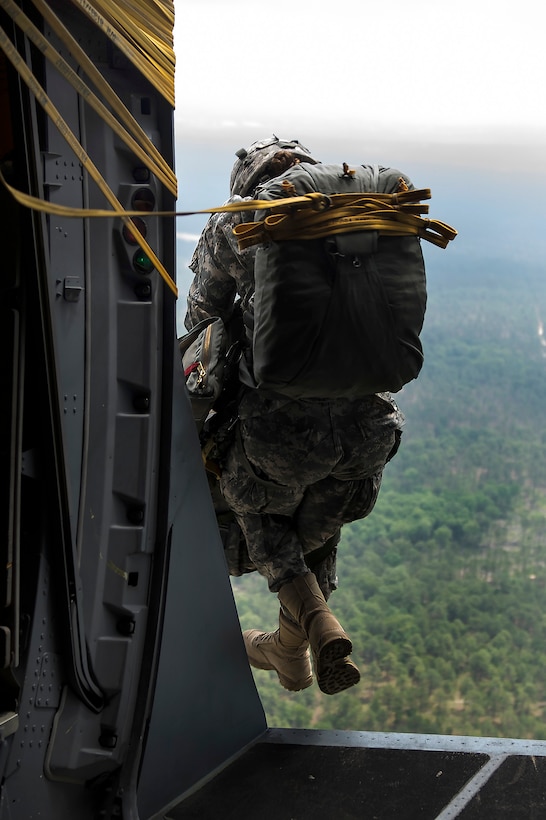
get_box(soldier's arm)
[185,203,258,331]
[184,214,238,330]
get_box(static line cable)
[28,0,177,195]
[0,24,177,297]
[1,168,458,251]
[67,0,175,106]
[2,0,177,197]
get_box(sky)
[174,0,546,151]
[172,0,546,327]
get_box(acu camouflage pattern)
[185,178,404,596]
[186,201,256,330]
[220,388,402,591]
[206,426,342,599]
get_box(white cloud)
[177,231,201,243]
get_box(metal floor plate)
[166,729,546,820]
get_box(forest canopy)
[232,248,546,739]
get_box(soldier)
[185,137,404,695]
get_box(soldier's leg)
[295,472,384,555]
[232,510,308,592]
[229,511,358,694]
[221,443,358,694]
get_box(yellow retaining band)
[233,191,458,250]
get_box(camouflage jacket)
[184,197,255,331]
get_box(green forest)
[231,248,546,739]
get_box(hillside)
[232,248,546,738]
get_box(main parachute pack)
[179,160,456,427]
[234,162,456,399]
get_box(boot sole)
[318,657,361,695]
[315,638,360,695]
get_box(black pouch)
[178,316,227,431]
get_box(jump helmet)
[229,135,318,197]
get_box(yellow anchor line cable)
[1,170,457,250]
[3,0,177,196]
[66,0,175,107]
[0,22,178,296]
[0,0,178,296]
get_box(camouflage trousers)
[220,389,403,594]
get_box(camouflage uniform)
[220,389,402,592]
[186,204,255,329]
[185,140,404,596]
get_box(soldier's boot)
[243,611,313,692]
[278,572,361,696]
